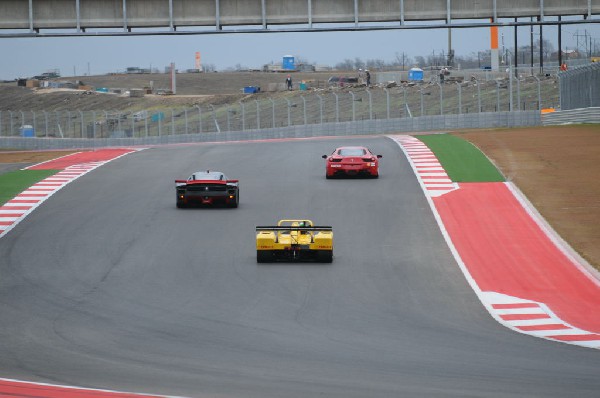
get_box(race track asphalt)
[0,136,599,398]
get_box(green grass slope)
[0,170,59,206]
[417,134,505,182]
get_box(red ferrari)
[322,146,382,179]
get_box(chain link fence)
[0,74,560,139]
[559,62,600,110]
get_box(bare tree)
[335,59,354,70]
[353,57,365,70]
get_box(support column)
[491,22,500,71]
[558,16,562,66]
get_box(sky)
[1,19,599,80]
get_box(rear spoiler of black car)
[176,179,239,185]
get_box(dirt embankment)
[0,71,338,112]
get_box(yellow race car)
[256,220,333,263]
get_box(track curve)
[0,137,599,398]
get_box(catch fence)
[559,63,600,110]
[0,76,557,139]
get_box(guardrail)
[542,107,600,125]
[0,111,541,150]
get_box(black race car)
[175,170,239,208]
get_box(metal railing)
[559,63,600,110]
[0,76,557,139]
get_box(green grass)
[417,134,505,182]
[0,170,59,206]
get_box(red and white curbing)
[389,134,600,350]
[390,135,457,197]
[482,292,600,348]
[0,377,183,398]
[0,161,106,238]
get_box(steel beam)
[215,0,220,30]
[28,0,33,32]
[123,0,128,32]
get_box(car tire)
[227,190,239,208]
[257,250,273,263]
[317,250,333,263]
[176,201,185,208]
[326,174,333,179]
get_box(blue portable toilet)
[20,125,35,137]
[151,112,164,122]
[408,67,424,82]
[243,86,260,94]
[282,55,295,71]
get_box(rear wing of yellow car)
[256,226,333,232]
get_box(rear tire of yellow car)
[317,250,333,263]
[257,250,273,263]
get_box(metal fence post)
[316,94,323,124]
[517,78,521,111]
[226,107,231,131]
[92,111,97,139]
[285,98,291,127]
[8,111,14,136]
[32,111,37,137]
[43,111,48,137]
[533,75,541,110]
[158,111,162,136]
[193,105,202,133]
[255,100,260,129]
[80,111,85,138]
[383,88,390,119]
[78,111,84,138]
[301,96,307,125]
[171,109,175,135]
[266,98,274,128]
[144,112,148,137]
[456,82,462,114]
[477,80,482,112]
[420,89,424,116]
[367,89,372,120]
[509,62,514,112]
[496,80,501,111]
[66,110,71,137]
[239,101,245,131]
[184,108,188,135]
[438,83,443,115]
[402,86,408,118]
[332,92,339,122]
[20,111,25,135]
[209,104,220,133]
[350,91,356,121]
